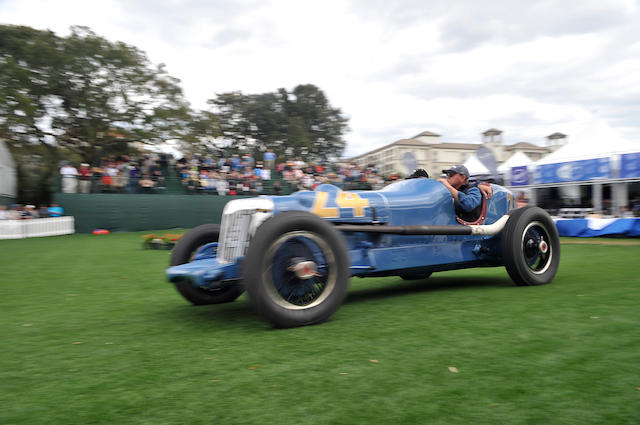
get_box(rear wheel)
[502,207,560,286]
[244,211,350,328]
[170,224,244,305]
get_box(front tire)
[170,224,244,305]
[502,207,560,286]
[244,211,350,328]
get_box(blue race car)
[167,178,560,327]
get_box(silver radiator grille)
[218,209,254,264]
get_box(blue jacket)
[456,186,482,212]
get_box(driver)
[437,164,492,212]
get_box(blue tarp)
[510,165,529,186]
[620,153,640,179]
[555,218,640,237]
[535,158,611,184]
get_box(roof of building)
[482,128,502,136]
[412,130,441,138]
[350,139,484,160]
[394,138,431,146]
[349,138,429,160]
[504,142,550,151]
[546,132,567,139]
[436,142,481,150]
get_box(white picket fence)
[0,216,75,239]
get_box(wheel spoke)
[521,222,552,274]
[265,232,335,308]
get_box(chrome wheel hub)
[288,258,321,280]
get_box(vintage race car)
[166,177,560,327]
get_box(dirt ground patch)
[561,238,640,246]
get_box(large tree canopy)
[0,24,196,203]
[210,84,349,162]
[0,25,192,163]
[0,24,350,203]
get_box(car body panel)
[166,178,514,289]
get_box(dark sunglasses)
[446,171,458,177]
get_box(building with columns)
[349,129,555,177]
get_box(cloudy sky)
[2,0,639,157]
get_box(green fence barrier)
[1,195,16,207]
[53,179,377,234]
[54,193,248,233]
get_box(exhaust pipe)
[337,215,509,236]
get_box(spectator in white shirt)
[60,163,78,193]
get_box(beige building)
[481,129,555,162]
[349,129,560,177]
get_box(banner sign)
[476,146,498,176]
[620,153,640,179]
[510,165,529,186]
[534,158,611,184]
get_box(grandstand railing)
[0,217,75,240]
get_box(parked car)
[166,177,560,327]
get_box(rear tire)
[170,224,244,305]
[502,207,560,286]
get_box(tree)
[173,109,224,156]
[209,84,348,162]
[0,25,193,203]
[289,84,348,160]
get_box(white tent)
[0,140,16,201]
[535,120,639,165]
[463,155,490,176]
[528,120,640,214]
[497,151,533,174]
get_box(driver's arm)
[478,182,493,199]
[437,178,459,202]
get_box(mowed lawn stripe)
[1,233,638,425]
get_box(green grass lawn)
[1,233,639,425]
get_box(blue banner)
[620,153,640,178]
[555,218,640,237]
[510,165,529,186]
[534,158,611,184]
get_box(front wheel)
[502,207,560,286]
[244,211,350,328]
[170,224,244,305]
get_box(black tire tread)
[502,206,560,286]
[244,211,350,328]
[170,224,244,305]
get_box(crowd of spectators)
[176,153,267,196]
[0,203,64,220]
[54,152,640,219]
[175,151,390,195]
[60,154,169,194]
[59,150,395,196]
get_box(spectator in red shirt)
[78,163,92,193]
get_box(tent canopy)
[535,120,639,165]
[463,155,490,176]
[498,151,533,173]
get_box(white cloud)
[2,0,640,158]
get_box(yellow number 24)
[311,191,369,218]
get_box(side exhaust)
[337,215,510,236]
